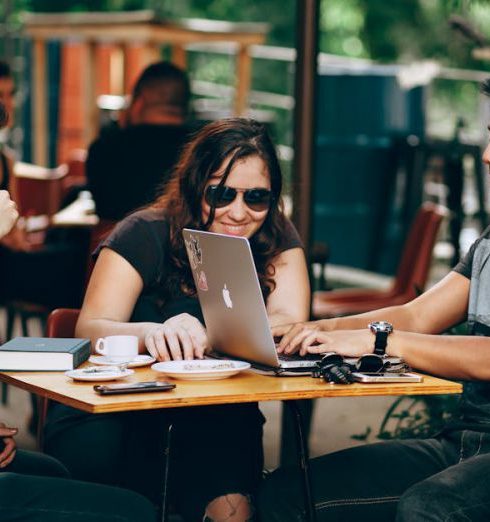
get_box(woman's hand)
[145,313,209,361]
[0,423,17,469]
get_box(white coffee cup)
[95,335,138,362]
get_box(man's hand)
[0,423,18,469]
[273,320,326,354]
[294,329,373,357]
[145,313,209,361]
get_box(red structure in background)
[57,43,149,164]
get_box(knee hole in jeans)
[203,493,254,522]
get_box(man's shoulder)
[93,124,189,150]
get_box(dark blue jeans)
[259,429,490,521]
[0,450,157,522]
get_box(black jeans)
[0,449,156,522]
[44,402,265,522]
[259,429,490,521]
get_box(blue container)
[313,64,425,273]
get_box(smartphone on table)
[94,381,176,395]
[351,372,423,383]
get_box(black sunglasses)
[204,185,273,212]
[314,352,406,376]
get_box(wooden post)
[141,43,161,68]
[171,44,187,70]
[291,0,320,253]
[235,44,251,116]
[111,43,126,96]
[82,40,98,145]
[32,39,47,166]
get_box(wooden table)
[0,366,461,414]
[22,10,269,165]
[0,367,461,521]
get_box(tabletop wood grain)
[0,367,462,414]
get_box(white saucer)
[89,355,156,368]
[65,368,134,382]
[151,360,250,381]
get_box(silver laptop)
[183,228,320,371]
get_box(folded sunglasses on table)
[312,352,411,384]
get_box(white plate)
[65,368,134,382]
[88,355,156,368]
[151,360,251,380]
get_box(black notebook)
[0,337,90,371]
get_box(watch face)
[369,321,393,334]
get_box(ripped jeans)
[258,429,490,521]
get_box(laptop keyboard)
[278,353,322,362]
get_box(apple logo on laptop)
[222,284,233,308]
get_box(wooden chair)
[312,203,448,319]
[35,308,81,448]
[13,162,68,217]
[43,307,173,519]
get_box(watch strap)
[373,331,389,356]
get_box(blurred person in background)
[86,60,192,221]
[0,101,156,522]
[0,59,88,310]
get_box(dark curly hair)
[153,117,290,299]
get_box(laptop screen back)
[183,228,281,367]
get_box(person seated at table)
[0,60,87,310]
[0,421,157,522]
[0,187,156,522]
[85,60,192,221]
[258,79,490,522]
[44,117,310,522]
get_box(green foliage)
[352,393,461,442]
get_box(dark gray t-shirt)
[452,225,490,430]
[96,208,302,325]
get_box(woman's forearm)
[75,318,158,353]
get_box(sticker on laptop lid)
[185,234,203,269]
[198,270,208,291]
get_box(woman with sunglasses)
[44,118,310,522]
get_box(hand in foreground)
[0,190,18,239]
[273,321,325,354]
[145,313,209,361]
[291,329,373,357]
[0,423,18,469]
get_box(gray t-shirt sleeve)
[453,226,490,279]
[454,242,477,279]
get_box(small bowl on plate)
[65,367,134,382]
